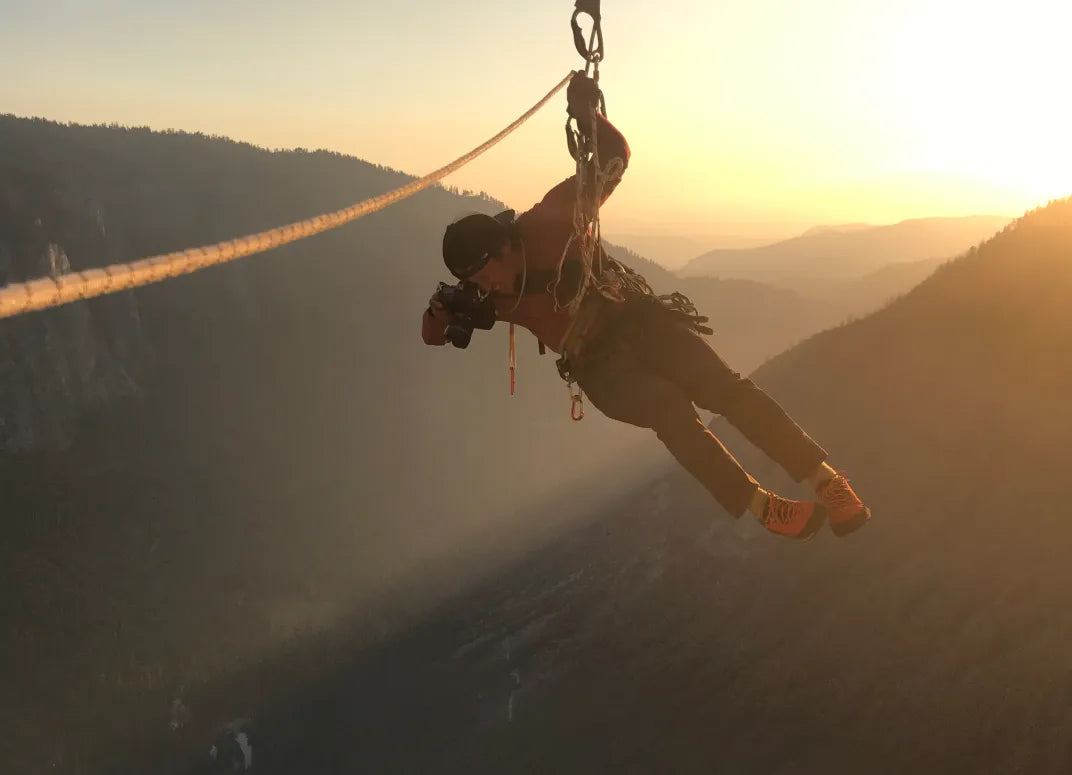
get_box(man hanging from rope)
[420,72,870,540]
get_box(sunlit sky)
[3,0,1071,245]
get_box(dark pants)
[574,310,827,517]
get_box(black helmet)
[442,210,515,279]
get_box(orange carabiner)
[568,383,585,421]
[571,394,584,421]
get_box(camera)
[433,281,497,348]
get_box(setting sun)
[883,0,1072,203]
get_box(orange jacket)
[422,112,630,353]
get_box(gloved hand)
[566,71,601,123]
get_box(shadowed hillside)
[567,197,1072,771]
[223,197,1072,774]
[0,115,668,772]
[3,113,1056,773]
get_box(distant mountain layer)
[681,214,1012,284]
[605,243,944,374]
[605,231,774,270]
[801,221,872,236]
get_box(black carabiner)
[571,0,604,63]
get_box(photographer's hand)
[422,292,453,346]
[427,288,453,317]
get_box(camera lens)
[445,322,473,349]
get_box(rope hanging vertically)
[549,0,620,421]
[552,0,629,320]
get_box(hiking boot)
[759,492,826,540]
[817,474,871,537]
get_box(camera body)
[434,280,497,348]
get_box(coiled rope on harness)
[553,0,625,318]
[550,1,712,421]
[549,0,618,421]
[0,74,573,321]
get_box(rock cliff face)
[1,170,148,451]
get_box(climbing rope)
[0,73,574,321]
[552,0,623,421]
[552,0,626,318]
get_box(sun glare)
[886,0,1072,204]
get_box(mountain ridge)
[681,213,1013,284]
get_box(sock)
[808,462,838,492]
[748,487,769,519]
